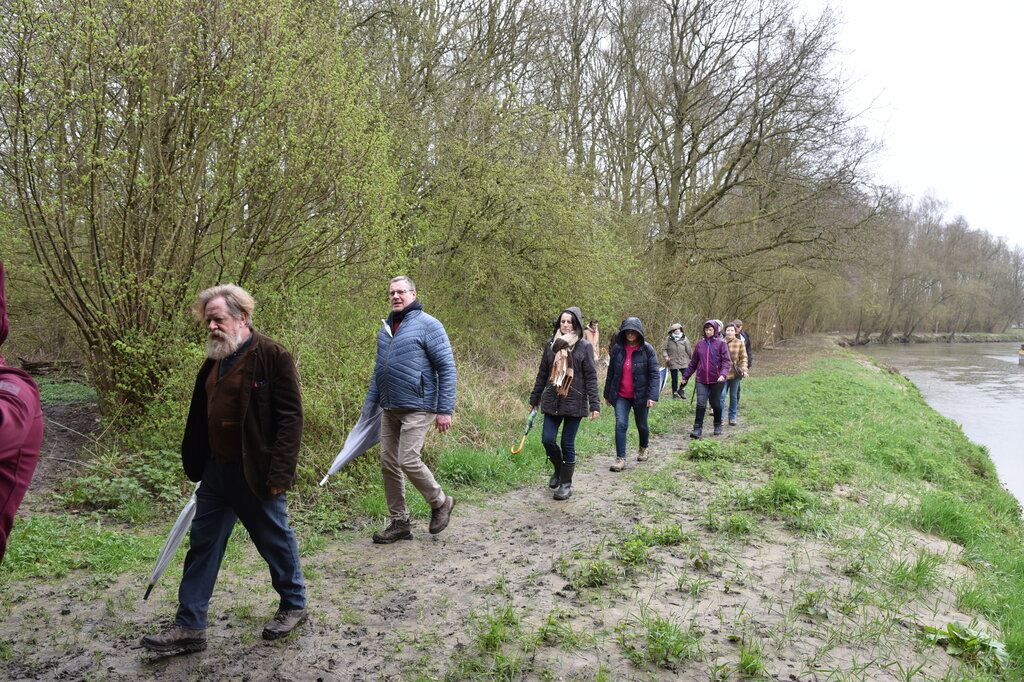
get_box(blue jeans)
[720,378,742,420]
[614,396,650,459]
[541,414,582,465]
[175,459,306,629]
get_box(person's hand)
[436,414,452,433]
[530,405,537,412]
[717,376,726,383]
[742,371,749,378]
[646,400,655,408]
[270,487,285,496]
[589,411,599,420]
[605,399,613,407]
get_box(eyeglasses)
[388,289,412,298]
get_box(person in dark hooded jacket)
[0,261,43,564]
[529,307,600,500]
[604,317,660,472]
[681,320,732,439]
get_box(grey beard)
[206,330,245,360]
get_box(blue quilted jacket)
[366,309,456,414]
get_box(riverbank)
[2,336,1022,680]
[833,330,1024,347]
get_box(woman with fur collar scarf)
[529,307,600,500]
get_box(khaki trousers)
[380,409,445,520]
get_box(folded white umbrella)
[144,483,199,600]
[319,402,383,486]
[659,367,668,395]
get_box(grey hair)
[192,284,255,327]
[390,275,416,292]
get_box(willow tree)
[0,0,395,413]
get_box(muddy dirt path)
[0,339,974,680]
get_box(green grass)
[618,608,704,670]
[739,356,1024,671]
[0,513,163,581]
[34,376,97,404]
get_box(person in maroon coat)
[0,261,44,564]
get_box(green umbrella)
[510,409,538,454]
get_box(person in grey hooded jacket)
[604,317,660,472]
[366,276,456,544]
[529,307,600,500]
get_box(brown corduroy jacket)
[182,331,303,500]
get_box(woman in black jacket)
[529,307,600,500]
[604,317,660,472]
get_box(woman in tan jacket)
[661,323,692,399]
[720,322,748,426]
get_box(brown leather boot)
[262,608,308,640]
[429,496,455,534]
[140,625,207,653]
[372,519,412,544]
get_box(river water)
[859,342,1024,503]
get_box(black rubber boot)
[548,455,561,489]
[690,407,706,439]
[553,463,574,500]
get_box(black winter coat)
[529,339,600,417]
[529,307,600,417]
[604,317,661,406]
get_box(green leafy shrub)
[922,622,1008,672]
[687,439,727,461]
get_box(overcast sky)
[801,1,1024,250]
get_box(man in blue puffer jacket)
[367,276,457,544]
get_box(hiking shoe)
[262,608,307,640]
[713,424,723,436]
[429,495,455,534]
[140,626,207,654]
[689,427,702,439]
[728,419,737,426]
[372,519,412,544]
[637,447,649,462]
[609,457,625,472]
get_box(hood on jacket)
[703,319,720,337]
[617,317,646,345]
[552,305,585,333]
[667,323,684,336]
[552,307,584,336]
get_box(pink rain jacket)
[0,262,43,563]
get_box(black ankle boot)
[553,463,574,500]
[690,407,706,439]
[713,423,722,436]
[548,456,561,489]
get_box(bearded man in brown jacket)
[142,284,307,654]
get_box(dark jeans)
[695,382,724,426]
[669,369,681,393]
[175,459,306,630]
[614,395,650,458]
[541,414,582,466]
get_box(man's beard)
[206,329,246,360]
